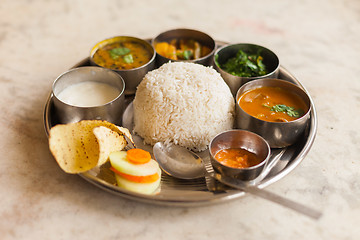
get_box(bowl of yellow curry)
[90,36,156,95]
[235,78,311,148]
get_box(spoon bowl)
[153,142,206,179]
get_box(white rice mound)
[133,62,235,151]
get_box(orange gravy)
[214,148,263,169]
[238,86,308,122]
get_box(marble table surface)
[1,0,359,239]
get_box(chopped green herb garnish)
[109,47,131,60]
[216,49,268,77]
[269,104,304,118]
[182,50,193,60]
[123,54,134,64]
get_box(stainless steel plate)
[43,46,317,207]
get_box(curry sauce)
[214,148,262,169]
[238,86,307,122]
[92,41,152,70]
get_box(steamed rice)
[133,62,235,151]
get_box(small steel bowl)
[90,36,156,95]
[152,28,216,66]
[235,79,311,148]
[209,129,271,181]
[214,43,280,96]
[52,66,125,125]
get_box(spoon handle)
[212,173,322,220]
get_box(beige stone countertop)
[1,0,359,239]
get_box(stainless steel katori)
[209,129,271,181]
[235,78,311,148]
[52,66,125,126]
[90,36,156,95]
[214,43,280,96]
[152,28,216,67]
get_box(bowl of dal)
[90,36,156,95]
[235,78,311,148]
[209,129,271,181]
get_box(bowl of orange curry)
[235,78,311,148]
[209,129,271,181]
[90,36,156,95]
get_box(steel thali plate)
[43,43,317,207]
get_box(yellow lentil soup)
[92,40,153,70]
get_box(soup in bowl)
[90,36,156,95]
[236,79,311,148]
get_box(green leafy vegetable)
[182,50,193,60]
[123,54,134,64]
[268,104,304,118]
[109,47,131,60]
[216,49,267,77]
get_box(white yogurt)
[57,81,120,107]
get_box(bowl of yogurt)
[52,66,125,125]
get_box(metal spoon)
[153,142,322,220]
